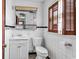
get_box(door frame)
[2,0,5,59]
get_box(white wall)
[6,0,44,38]
[6,0,44,36]
[5,0,76,59]
[15,0,43,26]
[5,0,44,52]
[5,0,16,59]
[6,0,16,26]
[13,0,43,37]
[43,0,76,59]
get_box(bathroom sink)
[10,35,30,40]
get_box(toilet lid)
[36,47,48,54]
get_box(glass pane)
[71,0,74,31]
[53,11,58,24]
[50,9,52,18]
[66,0,71,31]
[65,0,74,31]
[53,10,58,30]
[49,8,53,30]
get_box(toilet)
[32,37,48,59]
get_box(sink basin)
[10,35,30,40]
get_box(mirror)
[15,6,37,30]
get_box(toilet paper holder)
[65,43,72,47]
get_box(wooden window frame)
[48,0,76,35]
[48,2,58,33]
[63,0,76,35]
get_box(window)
[48,0,76,35]
[63,0,76,35]
[48,2,58,32]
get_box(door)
[5,29,12,59]
[2,1,12,59]
[2,0,5,59]
[9,41,19,59]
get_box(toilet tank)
[32,37,42,47]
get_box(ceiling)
[19,0,45,3]
[28,0,45,2]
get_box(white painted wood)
[9,42,18,59]
[58,0,63,34]
[5,28,12,59]
[9,40,29,59]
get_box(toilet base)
[36,56,46,59]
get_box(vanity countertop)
[10,35,30,40]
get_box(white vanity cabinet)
[9,39,29,59]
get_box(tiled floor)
[29,53,49,59]
[29,54,36,59]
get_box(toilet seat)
[32,37,48,59]
[36,46,48,54]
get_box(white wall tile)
[43,0,76,59]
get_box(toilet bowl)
[32,37,48,59]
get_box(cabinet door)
[9,41,28,59]
[9,41,19,59]
[19,42,28,59]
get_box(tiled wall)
[43,31,76,59]
[5,0,44,52]
[42,0,76,59]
